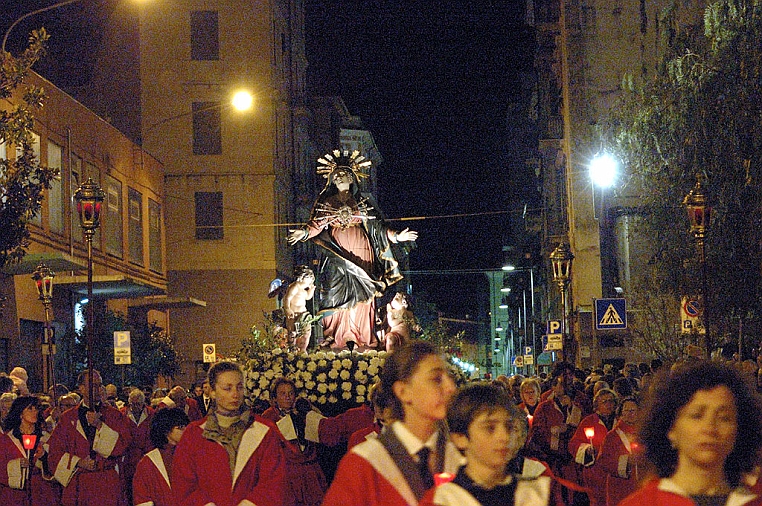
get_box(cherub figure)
[283,266,317,352]
[384,292,417,352]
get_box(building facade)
[0,70,167,392]
[528,0,706,366]
[136,0,311,383]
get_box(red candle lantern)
[434,473,455,487]
[22,434,37,450]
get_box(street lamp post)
[74,177,105,406]
[550,243,574,364]
[683,175,711,357]
[31,263,56,395]
[502,264,537,373]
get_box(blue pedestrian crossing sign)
[594,298,627,330]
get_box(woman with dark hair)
[347,381,391,450]
[261,376,327,506]
[171,361,286,506]
[322,340,461,506]
[132,407,189,506]
[0,395,59,505]
[598,396,641,506]
[620,361,762,506]
[287,150,417,349]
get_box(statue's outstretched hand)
[396,228,418,242]
[287,229,307,245]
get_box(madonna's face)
[331,168,352,190]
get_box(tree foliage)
[604,0,762,357]
[0,29,58,269]
[59,309,183,389]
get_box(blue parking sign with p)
[547,320,562,334]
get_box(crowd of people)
[1,346,762,506]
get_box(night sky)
[305,1,534,317]
[3,1,535,319]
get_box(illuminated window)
[105,175,123,258]
[128,188,144,265]
[148,198,162,273]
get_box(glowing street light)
[74,177,105,408]
[589,153,618,189]
[550,243,574,363]
[231,90,254,111]
[143,90,254,136]
[683,174,711,356]
[31,263,56,394]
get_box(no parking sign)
[203,343,217,363]
[681,296,705,334]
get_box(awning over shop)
[2,252,86,275]
[55,274,166,299]
[128,296,206,310]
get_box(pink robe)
[306,197,379,348]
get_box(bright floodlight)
[231,91,253,111]
[589,153,617,188]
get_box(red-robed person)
[262,377,328,506]
[569,388,618,506]
[0,396,60,506]
[261,376,375,506]
[598,397,642,506]
[322,341,462,506]
[347,381,390,451]
[518,378,542,428]
[528,370,584,504]
[156,385,202,422]
[133,407,189,506]
[120,388,155,505]
[620,361,762,506]
[48,369,133,506]
[171,361,286,506]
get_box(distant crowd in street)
[2,344,762,506]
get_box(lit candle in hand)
[434,473,455,486]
